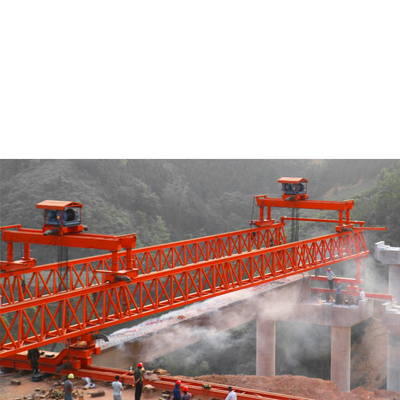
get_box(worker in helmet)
[225,386,237,400]
[173,380,182,400]
[326,268,336,291]
[64,373,74,400]
[359,288,366,301]
[133,362,144,400]
[181,386,191,400]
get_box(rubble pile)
[0,373,110,400]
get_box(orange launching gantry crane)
[252,177,355,231]
[0,178,389,381]
[1,200,138,279]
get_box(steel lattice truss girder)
[0,227,368,358]
[0,226,283,305]
[131,225,285,274]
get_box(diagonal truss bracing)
[132,225,285,273]
[0,228,368,358]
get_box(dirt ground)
[0,371,137,400]
[194,374,400,400]
[1,371,400,400]
[350,317,389,390]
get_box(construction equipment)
[0,178,388,376]
[278,177,308,200]
[37,200,86,236]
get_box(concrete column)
[374,241,400,391]
[389,264,400,302]
[256,319,275,376]
[331,326,351,393]
[387,332,400,391]
[386,262,400,392]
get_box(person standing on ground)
[359,288,366,301]
[133,362,144,400]
[327,268,336,290]
[225,387,237,400]
[27,347,40,374]
[112,375,123,400]
[336,281,342,304]
[173,380,182,400]
[181,386,191,400]
[64,373,74,400]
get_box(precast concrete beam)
[375,241,400,302]
[375,241,400,265]
[92,275,309,369]
[382,302,400,334]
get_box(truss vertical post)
[7,242,13,263]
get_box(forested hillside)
[1,158,399,384]
[0,159,398,264]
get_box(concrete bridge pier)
[256,319,276,376]
[291,296,374,392]
[375,241,400,392]
[331,326,351,393]
[387,332,400,391]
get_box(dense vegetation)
[0,159,399,379]
[1,159,398,263]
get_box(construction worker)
[64,373,74,400]
[225,387,237,400]
[173,380,182,400]
[27,347,41,374]
[133,362,144,400]
[326,268,336,290]
[359,288,366,301]
[181,386,191,400]
[112,375,123,400]
[336,281,342,304]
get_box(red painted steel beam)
[0,357,312,400]
[0,230,368,358]
[151,375,312,400]
[311,276,361,284]
[310,287,393,300]
[282,217,364,225]
[0,226,284,356]
[282,217,387,232]
[132,224,286,274]
[0,226,283,305]
[255,196,354,211]
[1,228,136,251]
